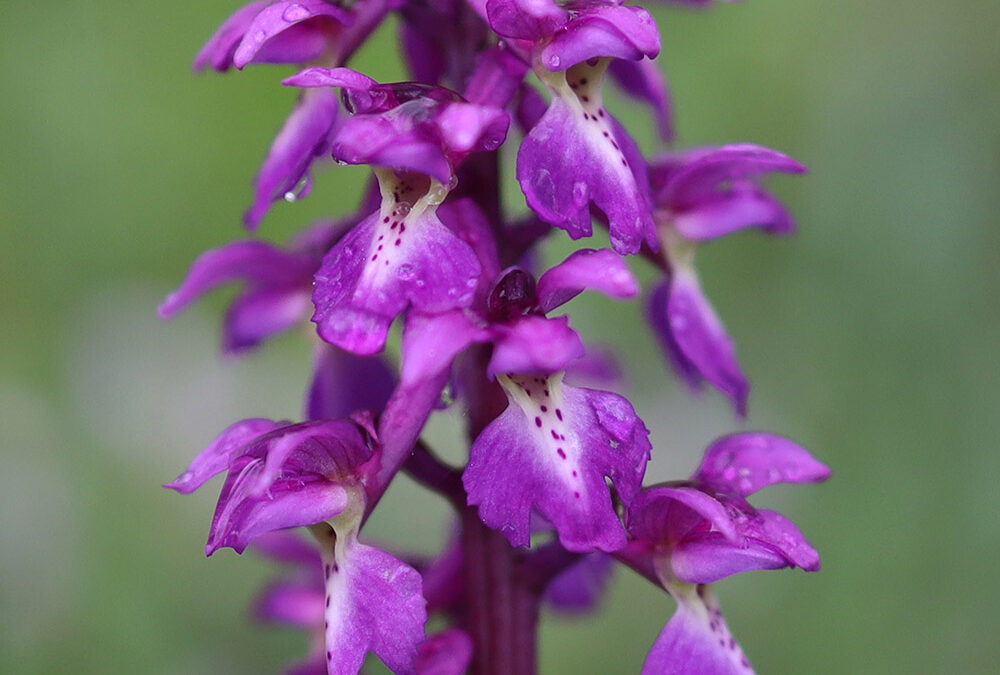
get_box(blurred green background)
[2,0,998,672]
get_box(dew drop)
[283,175,310,202]
[397,263,415,281]
[394,202,411,217]
[549,55,561,68]
[425,183,448,205]
[282,3,310,21]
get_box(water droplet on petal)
[282,3,310,21]
[394,202,411,217]
[397,263,415,281]
[549,55,561,68]
[252,30,266,44]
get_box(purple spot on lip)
[557,448,566,459]
[555,409,563,420]
[551,429,559,439]
[540,405,548,412]
[574,491,581,498]
[535,416,542,427]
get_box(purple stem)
[403,442,465,508]
[462,506,539,675]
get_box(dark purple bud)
[487,267,539,322]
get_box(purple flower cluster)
[163,1,827,672]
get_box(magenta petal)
[517,91,655,254]
[194,1,271,72]
[464,378,650,552]
[232,1,352,69]
[670,534,790,584]
[673,188,796,240]
[333,115,452,182]
[306,343,396,420]
[158,241,315,319]
[694,433,831,497]
[321,538,426,675]
[485,0,568,41]
[436,102,510,154]
[245,87,340,229]
[545,552,614,613]
[627,486,741,546]
[401,310,489,387]
[653,271,748,416]
[536,248,639,312]
[643,588,753,675]
[746,509,821,572]
[655,144,807,210]
[311,209,480,354]
[252,530,322,567]
[284,66,379,91]
[540,6,660,70]
[464,47,530,108]
[165,418,282,494]
[608,59,674,142]
[224,286,312,353]
[256,580,325,628]
[208,465,350,554]
[414,629,474,675]
[487,316,585,377]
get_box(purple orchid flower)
[622,432,830,674]
[646,144,807,415]
[166,415,429,674]
[194,0,393,228]
[252,530,473,675]
[285,67,509,355]
[400,249,650,552]
[482,0,660,254]
[158,219,344,353]
[157,214,395,421]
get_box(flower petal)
[158,241,315,319]
[306,343,396,420]
[539,5,659,71]
[401,310,489,387]
[414,629,474,675]
[608,58,674,141]
[256,580,325,628]
[694,433,831,497]
[224,286,313,353]
[464,375,649,552]
[165,418,283,494]
[485,0,569,41]
[233,1,352,69]
[653,144,806,211]
[487,316,585,378]
[670,533,790,584]
[536,248,638,313]
[643,586,753,675]
[320,536,426,675]
[672,187,797,240]
[207,460,350,554]
[312,206,481,354]
[518,61,655,254]
[648,271,748,416]
[194,1,271,72]
[245,87,341,229]
[545,552,614,613]
[627,486,741,547]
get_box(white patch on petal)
[357,169,449,303]
[543,59,635,191]
[499,373,586,502]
